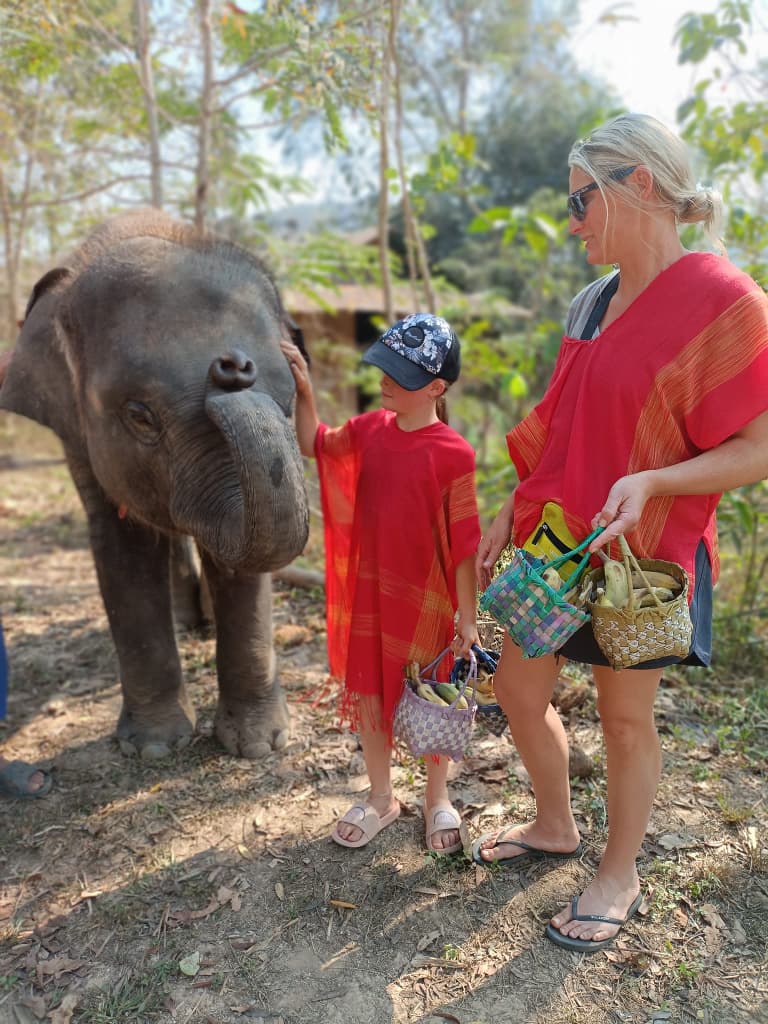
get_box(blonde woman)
[475,113,768,953]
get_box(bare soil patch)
[1,417,766,1024]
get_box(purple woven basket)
[393,649,477,762]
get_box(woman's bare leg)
[549,665,662,942]
[477,635,580,862]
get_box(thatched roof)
[284,283,531,319]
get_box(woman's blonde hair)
[569,113,723,240]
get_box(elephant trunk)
[173,388,308,572]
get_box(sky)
[568,0,760,126]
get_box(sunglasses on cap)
[567,165,638,221]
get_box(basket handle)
[618,535,664,610]
[421,647,478,706]
[547,525,605,591]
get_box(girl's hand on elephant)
[279,338,312,397]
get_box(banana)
[416,682,447,705]
[475,691,499,706]
[603,560,630,608]
[630,570,680,590]
[541,567,563,591]
[435,683,468,709]
[633,586,676,608]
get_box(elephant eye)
[122,400,162,444]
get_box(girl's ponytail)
[436,393,449,424]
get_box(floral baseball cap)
[361,313,461,391]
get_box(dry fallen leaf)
[275,882,285,901]
[19,995,46,1020]
[49,993,79,1024]
[416,929,441,951]
[178,951,201,976]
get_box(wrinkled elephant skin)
[0,210,309,760]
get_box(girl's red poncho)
[315,409,481,732]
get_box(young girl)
[280,313,481,853]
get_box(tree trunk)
[134,0,163,208]
[0,166,19,343]
[195,0,214,232]
[376,0,396,323]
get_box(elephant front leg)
[73,470,196,759]
[202,555,290,758]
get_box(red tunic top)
[315,409,481,731]
[506,253,768,591]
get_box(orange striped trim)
[628,291,768,553]
[506,409,547,478]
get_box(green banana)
[416,682,447,705]
[435,683,468,709]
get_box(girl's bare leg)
[549,665,662,943]
[476,635,580,861]
[424,754,461,850]
[334,694,399,844]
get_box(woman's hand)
[475,498,514,590]
[589,471,654,551]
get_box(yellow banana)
[475,691,498,706]
[634,586,676,607]
[541,567,563,591]
[603,560,630,608]
[630,570,680,590]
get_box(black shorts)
[556,540,713,670]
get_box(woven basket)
[479,528,602,659]
[450,647,508,736]
[587,536,692,669]
[475,702,508,736]
[393,648,477,762]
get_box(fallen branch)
[273,566,324,589]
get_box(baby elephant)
[0,210,309,760]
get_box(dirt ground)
[1,416,767,1024]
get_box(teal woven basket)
[480,528,603,659]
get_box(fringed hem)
[338,686,396,748]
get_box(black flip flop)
[0,760,53,800]
[545,891,643,953]
[471,829,583,867]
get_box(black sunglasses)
[567,165,638,221]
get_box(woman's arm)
[591,408,768,550]
[279,338,320,457]
[475,493,515,590]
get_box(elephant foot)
[214,693,290,758]
[116,691,196,761]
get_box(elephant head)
[0,210,309,573]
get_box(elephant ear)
[284,314,310,368]
[0,266,83,450]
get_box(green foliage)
[673,0,768,679]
